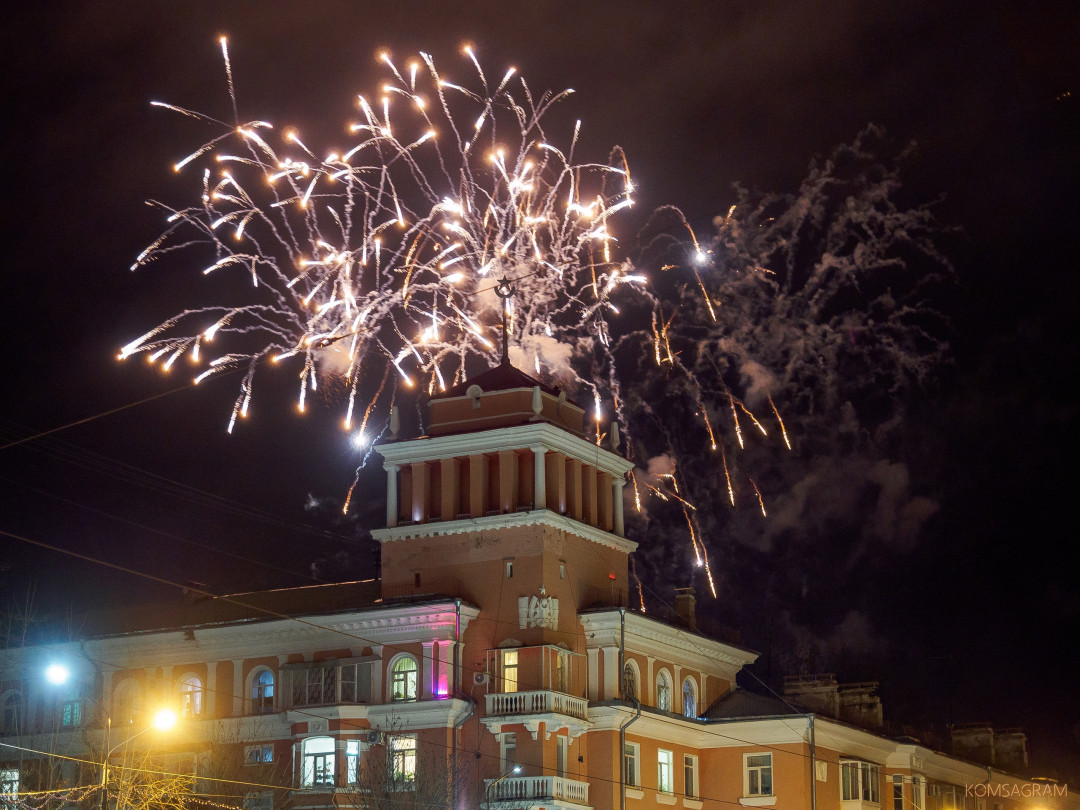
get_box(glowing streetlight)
[486,765,522,806]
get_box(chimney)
[838,682,883,729]
[993,729,1028,774]
[950,723,995,766]
[674,587,697,630]
[784,674,840,718]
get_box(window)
[179,675,203,718]
[501,650,518,693]
[2,692,22,734]
[557,736,568,778]
[301,737,335,787]
[390,656,419,702]
[555,651,568,692]
[340,663,365,703]
[251,669,274,713]
[501,733,517,773]
[622,661,638,700]
[559,561,566,579]
[684,754,698,798]
[1,768,18,810]
[245,744,273,765]
[658,749,674,794]
[112,680,142,726]
[346,740,361,785]
[893,775,904,810]
[682,677,697,718]
[841,761,880,803]
[506,560,514,578]
[745,753,773,797]
[58,688,82,728]
[912,778,925,810]
[293,666,336,706]
[623,742,639,787]
[390,735,416,789]
[656,669,672,711]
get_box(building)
[1,359,1074,810]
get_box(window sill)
[658,792,678,805]
[740,796,777,806]
[625,787,644,800]
[684,800,704,810]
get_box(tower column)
[385,463,399,528]
[613,478,626,536]
[531,445,547,510]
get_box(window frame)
[658,748,674,794]
[300,736,335,788]
[389,655,419,702]
[623,741,640,787]
[245,744,274,765]
[389,734,417,790]
[841,760,881,804]
[656,669,672,712]
[179,674,204,718]
[744,752,774,798]
[345,740,362,785]
[112,679,142,726]
[500,732,517,774]
[501,649,519,693]
[249,668,275,714]
[622,660,639,701]
[684,753,698,798]
[682,676,698,718]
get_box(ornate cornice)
[372,509,638,553]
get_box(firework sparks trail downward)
[122,41,641,446]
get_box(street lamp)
[44,663,177,810]
[486,765,522,806]
[101,710,177,810]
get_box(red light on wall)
[609,571,616,580]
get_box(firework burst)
[122,40,640,439]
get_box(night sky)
[3,0,1078,780]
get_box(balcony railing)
[486,775,590,805]
[486,690,588,721]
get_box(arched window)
[390,656,418,702]
[656,669,672,712]
[2,691,22,734]
[113,679,142,726]
[682,676,698,718]
[179,674,203,717]
[300,736,335,787]
[622,661,638,701]
[250,668,275,714]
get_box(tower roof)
[434,358,571,403]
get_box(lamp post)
[486,765,522,807]
[44,663,177,810]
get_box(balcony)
[486,690,589,721]
[486,775,590,807]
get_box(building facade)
[1,361,1073,810]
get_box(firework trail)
[122,40,640,443]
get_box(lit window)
[345,740,361,785]
[841,760,880,803]
[179,675,204,718]
[391,656,419,702]
[1,769,19,805]
[893,774,904,810]
[251,669,275,714]
[390,735,416,789]
[555,651,568,692]
[745,753,773,797]
[682,677,698,718]
[59,688,82,728]
[301,737,335,787]
[684,754,698,798]
[623,742,640,787]
[658,749,674,794]
[622,662,638,700]
[501,650,518,693]
[656,670,672,712]
[245,744,274,765]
